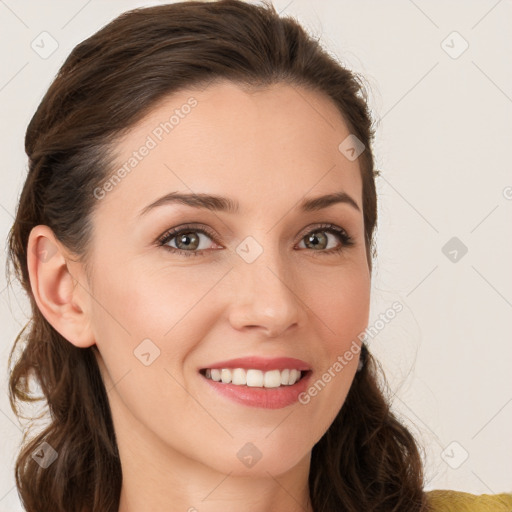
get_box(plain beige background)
[1,0,511,509]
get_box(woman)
[6,1,512,511]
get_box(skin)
[27,81,371,512]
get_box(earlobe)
[27,225,96,348]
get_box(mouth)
[197,356,313,409]
[199,367,313,409]
[199,368,311,388]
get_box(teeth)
[203,368,304,387]
[221,368,231,384]
[264,370,281,388]
[232,368,246,385]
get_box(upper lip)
[200,356,311,372]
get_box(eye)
[297,223,354,255]
[156,222,354,257]
[157,224,219,257]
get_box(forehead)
[96,81,363,220]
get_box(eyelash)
[157,222,355,258]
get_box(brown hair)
[6,1,429,510]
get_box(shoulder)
[425,489,512,511]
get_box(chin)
[204,443,309,478]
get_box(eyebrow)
[138,190,361,217]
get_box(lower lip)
[200,371,313,409]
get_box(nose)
[227,244,303,338]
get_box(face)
[85,81,371,477]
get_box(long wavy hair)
[6,1,429,510]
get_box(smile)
[200,368,306,387]
[199,368,313,409]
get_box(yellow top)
[426,490,512,511]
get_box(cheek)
[307,258,371,345]
[89,257,228,369]
[294,261,370,434]
[88,259,219,438]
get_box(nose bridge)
[237,234,293,299]
[229,233,302,335]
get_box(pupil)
[307,232,326,249]
[178,232,198,249]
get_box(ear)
[27,225,96,348]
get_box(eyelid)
[156,223,218,247]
